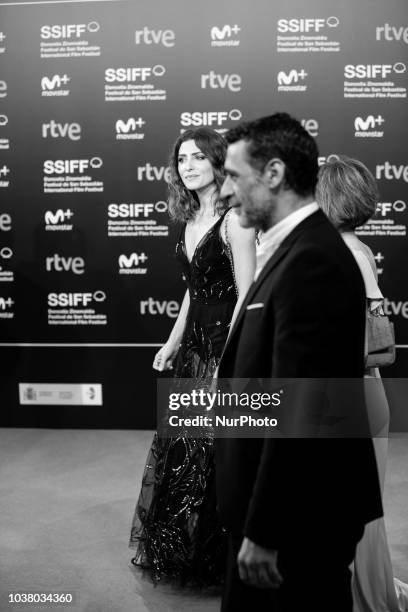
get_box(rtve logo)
[180,109,242,128]
[201,71,242,92]
[105,66,165,82]
[300,118,319,137]
[344,63,406,78]
[0,297,14,310]
[108,201,168,218]
[277,17,340,33]
[376,24,408,43]
[48,291,106,307]
[43,157,103,174]
[354,115,384,131]
[277,69,307,85]
[210,24,240,46]
[376,200,406,216]
[0,80,7,98]
[45,209,74,224]
[119,252,148,268]
[376,162,408,182]
[0,213,12,231]
[140,298,180,318]
[136,164,171,182]
[46,254,85,274]
[41,22,100,39]
[384,298,408,319]
[135,27,175,47]
[42,120,81,140]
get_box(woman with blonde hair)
[317,155,408,612]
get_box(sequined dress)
[129,211,236,586]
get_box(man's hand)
[237,537,283,589]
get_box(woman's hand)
[152,342,178,371]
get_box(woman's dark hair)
[167,127,228,222]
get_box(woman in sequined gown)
[129,127,256,586]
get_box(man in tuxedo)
[216,113,383,611]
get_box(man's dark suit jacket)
[215,209,383,549]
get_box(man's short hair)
[226,113,319,197]
[316,155,379,230]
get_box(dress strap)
[223,209,238,296]
[352,250,383,301]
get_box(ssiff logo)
[0,114,10,150]
[108,201,168,218]
[180,109,242,133]
[0,247,13,282]
[318,154,339,166]
[105,66,165,82]
[376,200,406,216]
[277,69,308,91]
[43,157,102,174]
[41,22,100,39]
[48,291,106,307]
[41,74,70,97]
[344,63,406,79]
[211,24,240,46]
[116,118,146,140]
[119,252,148,275]
[354,115,384,138]
[0,247,12,260]
[277,17,339,32]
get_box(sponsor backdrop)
[0,0,407,427]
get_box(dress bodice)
[175,212,236,305]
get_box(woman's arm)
[153,289,190,370]
[222,210,256,335]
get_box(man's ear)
[264,158,285,189]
